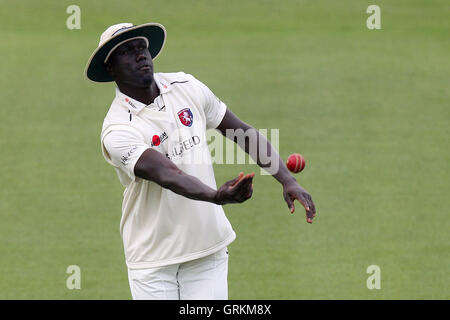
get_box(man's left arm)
[216,109,316,224]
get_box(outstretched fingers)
[230,172,254,202]
[229,172,244,188]
[230,173,252,189]
[295,193,316,223]
[284,193,295,214]
[285,190,316,223]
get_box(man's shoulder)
[101,97,129,130]
[155,71,199,86]
[104,96,124,116]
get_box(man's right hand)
[214,172,254,205]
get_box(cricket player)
[85,22,316,300]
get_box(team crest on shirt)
[177,108,194,127]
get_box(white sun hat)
[84,22,166,83]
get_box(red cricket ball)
[286,153,305,173]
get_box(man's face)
[106,38,154,88]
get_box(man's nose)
[136,52,146,62]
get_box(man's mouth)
[138,64,151,71]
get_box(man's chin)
[135,72,154,87]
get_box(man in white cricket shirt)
[85,22,316,300]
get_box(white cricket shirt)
[101,72,236,269]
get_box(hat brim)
[85,23,166,83]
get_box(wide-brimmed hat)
[84,22,166,83]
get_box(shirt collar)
[154,73,172,94]
[116,74,171,114]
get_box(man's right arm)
[102,128,253,205]
[134,148,254,205]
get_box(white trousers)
[127,247,229,300]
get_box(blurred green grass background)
[0,0,448,299]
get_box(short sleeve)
[102,127,150,181]
[189,75,227,129]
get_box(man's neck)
[117,79,160,105]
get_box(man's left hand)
[282,180,316,224]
